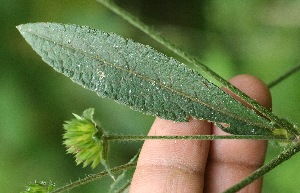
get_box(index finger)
[130,117,212,192]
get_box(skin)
[130,74,272,193]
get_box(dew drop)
[98,71,105,79]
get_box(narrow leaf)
[17,22,274,135]
[109,152,139,193]
[96,0,287,132]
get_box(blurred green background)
[2,0,300,192]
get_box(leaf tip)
[16,23,31,36]
[16,24,24,33]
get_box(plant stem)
[50,162,136,193]
[268,63,300,89]
[105,134,287,141]
[224,141,300,193]
[96,0,299,137]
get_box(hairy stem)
[105,134,287,141]
[224,141,300,193]
[50,162,136,193]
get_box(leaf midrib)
[24,27,272,130]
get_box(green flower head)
[63,108,107,169]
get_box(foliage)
[2,0,300,192]
[17,22,277,136]
[17,17,300,193]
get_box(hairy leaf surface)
[17,22,274,135]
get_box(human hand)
[130,74,272,193]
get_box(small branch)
[224,141,300,193]
[105,134,288,141]
[268,63,300,89]
[50,162,136,193]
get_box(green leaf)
[17,22,274,135]
[109,152,139,193]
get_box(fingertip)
[130,118,211,193]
